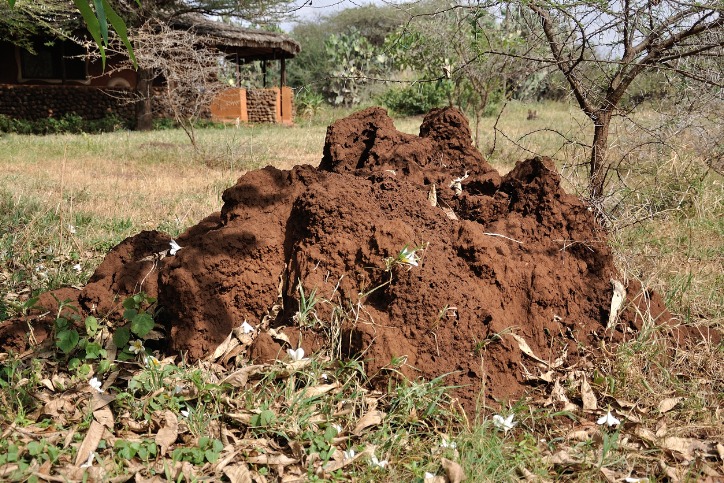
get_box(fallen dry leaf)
[509,333,548,366]
[607,279,626,330]
[658,397,683,414]
[93,406,114,429]
[660,436,712,462]
[441,458,466,483]
[223,463,253,483]
[222,365,266,387]
[74,420,105,467]
[581,376,598,411]
[295,383,339,400]
[352,410,385,435]
[155,410,179,456]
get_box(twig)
[482,233,524,245]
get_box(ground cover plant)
[0,102,722,482]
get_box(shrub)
[378,82,450,116]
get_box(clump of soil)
[0,107,673,411]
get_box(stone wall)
[246,89,277,123]
[0,85,135,122]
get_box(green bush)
[378,81,450,116]
[0,113,131,135]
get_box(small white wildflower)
[180,409,190,418]
[492,414,516,432]
[331,424,342,434]
[399,246,419,267]
[89,377,104,393]
[72,263,82,272]
[128,339,145,354]
[424,472,436,481]
[597,410,621,427]
[624,478,648,483]
[169,239,182,256]
[321,373,329,382]
[369,455,388,469]
[343,449,355,460]
[79,451,94,468]
[145,355,161,368]
[68,224,77,234]
[287,347,306,361]
[240,321,255,334]
[440,437,457,449]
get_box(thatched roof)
[170,15,300,61]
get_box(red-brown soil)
[0,107,675,412]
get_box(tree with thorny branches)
[516,1,723,199]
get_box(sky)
[280,0,381,31]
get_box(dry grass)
[0,103,722,482]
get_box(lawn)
[0,101,721,481]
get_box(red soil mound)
[1,107,672,411]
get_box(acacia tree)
[516,1,723,198]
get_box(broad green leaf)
[102,0,136,68]
[131,312,154,337]
[123,308,138,321]
[92,0,108,46]
[56,329,80,354]
[85,342,103,359]
[112,326,130,348]
[122,297,137,310]
[8,0,17,7]
[85,316,99,337]
[73,0,106,68]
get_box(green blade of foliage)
[102,0,136,68]
[113,327,130,348]
[7,0,16,7]
[73,0,106,69]
[92,0,109,46]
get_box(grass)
[0,101,722,481]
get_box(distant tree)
[514,1,724,199]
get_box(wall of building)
[0,84,136,121]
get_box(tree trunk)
[135,68,153,131]
[590,109,612,199]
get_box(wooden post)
[262,61,267,88]
[280,57,286,121]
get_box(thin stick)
[483,232,524,245]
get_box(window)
[19,39,87,82]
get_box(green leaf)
[92,0,108,46]
[131,312,154,337]
[102,0,136,68]
[8,0,17,7]
[85,342,103,359]
[98,359,111,374]
[73,0,106,69]
[85,316,99,337]
[56,329,80,354]
[123,308,138,321]
[122,297,137,310]
[113,327,130,348]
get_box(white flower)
[128,339,145,354]
[440,437,457,449]
[321,373,329,381]
[79,451,94,468]
[89,377,104,393]
[72,263,82,272]
[343,449,355,460]
[180,409,190,418]
[287,347,306,361]
[399,247,419,267]
[597,410,621,427]
[492,414,516,432]
[145,355,161,368]
[68,224,77,234]
[240,321,255,334]
[624,478,648,483]
[331,424,342,435]
[169,239,182,256]
[424,472,436,481]
[369,455,388,469]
